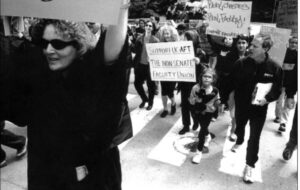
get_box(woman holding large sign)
[5,1,131,189]
[158,25,180,118]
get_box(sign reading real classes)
[0,0,122,24]
[146,41,196,82]
[205,0,252,37]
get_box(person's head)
[176,23,187,35]
[236,35,250,53]
[248,34,273,62]
[288,36,298,51]
[31,19,96,71]
[159,25,179,42]
[183,30,200,53]
[139,19,146,29]
[144,21,156,35]
[200,68,217,87]
[150,16,160,25]
[223,36,233,47]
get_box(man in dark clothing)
[282,50,297,161]
[222,34,283,183]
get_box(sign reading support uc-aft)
[146,41,196,82]
[205,0,252,37]
[260,26,291,66]
[0,0,122,25]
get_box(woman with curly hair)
[158,25,179,117]
[5,1,131,189]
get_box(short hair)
[289,36,298,43]
[200,68,217,84]
[158,25,179,42]
[256,33,273,51]
[31,19,96,56]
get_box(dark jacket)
[131,34,159,67]
[7,32,132,178]
[222,54,283,109]
[282,48,297,87]
[285,58,297,98]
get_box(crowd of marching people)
[0,2,297,189]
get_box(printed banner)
[276,0,298,36]
[260,26,291,65]
[146,41,196,82]
[0,0,122,24]
[205,0,252,37]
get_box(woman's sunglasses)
[145,24,153,28]
[39,39,77,50]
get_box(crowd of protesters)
[0,1,298,189]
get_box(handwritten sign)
[205,0,252,37]
[146,41,196,82]
[0,0,122,25]
[260,26,291,65]
[276,0,298,37]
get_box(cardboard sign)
[205,0,252,37]
[0,0,122,25]
[276,0,298,37]
[260,26,291,65]
[146,41,196,82]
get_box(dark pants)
[180,83,198,128]
[0,121,26,161]
[197,113,213,151]
[235,105,268,168]
[134,64,156,104]
[28,146,122,190]
[286,105,297,149]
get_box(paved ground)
[1,73,298,190]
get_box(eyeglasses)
[238,41,247,44]
[39,39,77,50]
[145,24,153,28]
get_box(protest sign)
[0,0,122,24]
[276,0,297,36]
[146,41,196,82]
[205,0,252,37]
[260,26,291,65]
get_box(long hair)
[30,19,97,56]
[158,24,179,42]
[184,30,200,54]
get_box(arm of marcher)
[104,0,130,64]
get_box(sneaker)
[282,146,295,160]
[192,151,202,164]
[0,159,7,168]
[170,104,176,115]
[179,127,189,135]
[229,133,237,142]
[231,143,241,153]
[243,165,254,183]
[16,138,28,158]
[139,101,147,108]
[278,123,286,133]
[192,123,199,131]
[204,134,212,147]
[273,117,281,123]
[160,110,168,118]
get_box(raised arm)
[104,0,130,63]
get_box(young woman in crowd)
[189,68,220,164]
[177,29,206,135]
[158,25,179,117]
[223,34,250,141]
[132,20,159,110]
[3,1,131,189]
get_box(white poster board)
[0,0,122,25]
[146,41,196,82]
[205,0,252,37]
[260,26,291,65]
[276,0,298,37]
